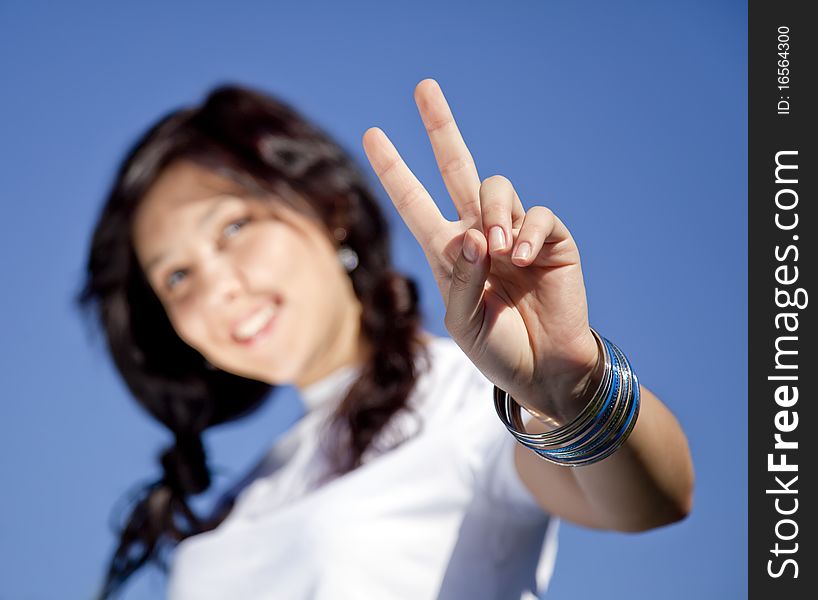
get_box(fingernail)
[489,226,506,252]
[463,233,479,263]
[513,242,531,260]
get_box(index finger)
[362,127,446,248]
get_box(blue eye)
[224,217,250,238]
[162,218,250,293]
[166,269,187,290]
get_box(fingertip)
[414,78,440,102]
[362,128,395,169]
[468,227,487,248]
[415,77,439,91]
[362,126,383,146]
[487,225,513,255]
[462,228,487,264]
[511,241,533,266]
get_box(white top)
[167,334,559,600]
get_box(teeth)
[235,304,277,340]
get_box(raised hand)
[362,79,600,421]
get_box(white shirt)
[168,334,559,600]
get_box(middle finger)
[414,79,482,222]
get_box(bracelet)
[493,328,641,467]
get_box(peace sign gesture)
[362,79,600,420]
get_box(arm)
[362,79,694,534]
[514,383,694,532]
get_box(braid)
[94,431,215,600]
[160,433,210,496]
[326,270,430,474]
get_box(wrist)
[513,331,605,428]
[493,328,641,466]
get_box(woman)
[78,79,694,599]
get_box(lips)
[231,298,281,344]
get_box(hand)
[362,79,600,421]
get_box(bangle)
[493,328,641,467]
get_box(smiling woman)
[76,84,430,598]
[130,162,370,387]
[76,80,693,600]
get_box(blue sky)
[0,1,746,598]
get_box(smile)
[232,303,279,344]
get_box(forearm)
[518,384,695,532]
[570,384,694,531]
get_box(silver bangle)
[493,328,641,467]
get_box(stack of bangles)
[493,328,641,467]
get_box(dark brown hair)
[76,84,429,599]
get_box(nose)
[197,254,246,308]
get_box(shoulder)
[414,331,486,387]
[414,329,463,365]
[411,333,551,520]
[365,332,485,452]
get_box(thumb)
[444,228,490,341]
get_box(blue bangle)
[493,328,641,467]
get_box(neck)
[293,303,372,392]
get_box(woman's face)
[131,160,369,389]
